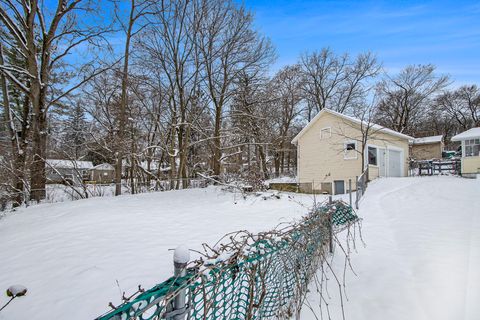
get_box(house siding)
[90,169,115,183]
[297,112,409,194]
[411,142,443,160]
[462,156,480,175]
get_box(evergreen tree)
[64,102,88,159]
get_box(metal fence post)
[171,246,190,320]
[349,179,352,208]
[355,175,359,210]
[328,196,333,253]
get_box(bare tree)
[436,85,480,131]
[269,64,304,176]
[300,48,380,118]
[0,0,112,201]
[139,0,202,188]
[230,70,271,179]
[114,0,154,196]
[375,64,449,135]
[197,0,275,177]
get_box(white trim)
[296,144,300,180]
[366,143,387,176]
[319,127,332,139]
[367,145,379,167]
[344,140,358,160]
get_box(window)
[320,127,331,139]
[368,146,378,165]
[465,139,480,157]
[344,141,357,159]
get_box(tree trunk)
[30,105,47,201]
[115,0,135,196]
[212,105,222,177]
[0,44,27,206]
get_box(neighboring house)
[46,159,94,185]
[292,109,413,194]
[90,163,115,183]
[451,127,480,177]
[410,135,443,160]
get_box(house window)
[320,127,331,139]
[465,139,480,157]
[346,143,356,150]
[344,141,357,159]
[368,146,378,165]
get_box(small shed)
[90,163,115,183]
[410,135,443,160]
[46,159,94,185]
[451,127,480,178]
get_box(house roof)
[412,135,443,145]
[92,163,115,171]
[451,127,480,141]
[291,108,414,144]
[46,159,94,169]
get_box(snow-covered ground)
[303,176,480,320]
[0,187,322,319]
[0,177,478,320]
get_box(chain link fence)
[95,200,359,320]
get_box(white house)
[451,127,480,177]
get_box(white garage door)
[388,149,402,177]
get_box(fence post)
[349,179,352,208]
[328,196,333,253]
[172,245,190,320]
[355,175,359,210]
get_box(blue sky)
[242,0,480,85]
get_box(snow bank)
[0,186,321,319]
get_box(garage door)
[388,149,402,177]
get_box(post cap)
[174,245,190,264]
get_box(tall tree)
[114,0,153,196]
[436,85,480,131]
[0,0,112,200]
[300,48,380,118]
[375,64,449,135]
[63,101,88,159]
[139,0,202,187]
[197,0,275,177]
[269,64,303,176]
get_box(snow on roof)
[451,127,480,141]
[412,135,443,145]
[46,159,94,169]
[291,108,414,144]
[264,176,298,186]
[92,163,115,171]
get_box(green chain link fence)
[95,200,358,320]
